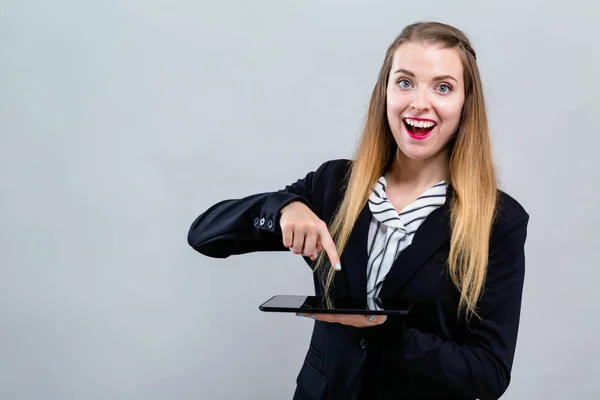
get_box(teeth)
[405,118,435,128]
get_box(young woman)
[187,21,530,400]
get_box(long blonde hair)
[315,21,498,321]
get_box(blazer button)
[267,219,273,229]
[260,218,265,226]
[253,217,260,226]
[360,339,367,349]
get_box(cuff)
[253,191,311,234]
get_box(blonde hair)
[315,21,498,321]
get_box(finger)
[306,313,338,323]
[300,313,387,328]
[332,314,385,327]
[315,314,371,327]
[303,229,318,257]
[296,313,316,319]
[315,239,323,255]
[290,230,305,254]
[308,240,323,261]
[364,315,387,325]
[281,222,293,248]
[317,224,341,271]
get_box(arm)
[382,214,530,400]
[186,161,333,258]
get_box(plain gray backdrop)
[1,0,599,399]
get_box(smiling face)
[386,42,466,161]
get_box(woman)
[187,21,529,400]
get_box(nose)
[410,88,431,111]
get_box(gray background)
[1,0,598,399]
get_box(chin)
[396,142,447,162]
[400,150,434,161]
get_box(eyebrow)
[393,68,458,83]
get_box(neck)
[386,149,449,189]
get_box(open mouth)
[403,118,436,137]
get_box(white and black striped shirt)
[366,176,447,297]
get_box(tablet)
[259,295,412,316]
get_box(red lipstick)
[403,117,437,140]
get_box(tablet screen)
[259,295,412,316]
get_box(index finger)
[318,225,341,271]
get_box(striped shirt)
[366,176,447,297]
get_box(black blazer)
[187,159,530,400]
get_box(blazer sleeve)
[381,214,530,400]
[187,160,335,258]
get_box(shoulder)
[313,158,352,179]
[310,158,353,191]
[494,189,529,226]
[488,189,530,252]
[296,159,352,216]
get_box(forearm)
[187,191,308,257]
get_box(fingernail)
[309,316,316,319]
[368,315,375,321]
[297,313,304,317]
[315,252,319,257]
[335,263,341,271]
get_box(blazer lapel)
[378,200,451,299]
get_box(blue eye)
[437,84,452,93]
[398,79,412,89]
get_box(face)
[386,42,465,161]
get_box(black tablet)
[259,295,412,316]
